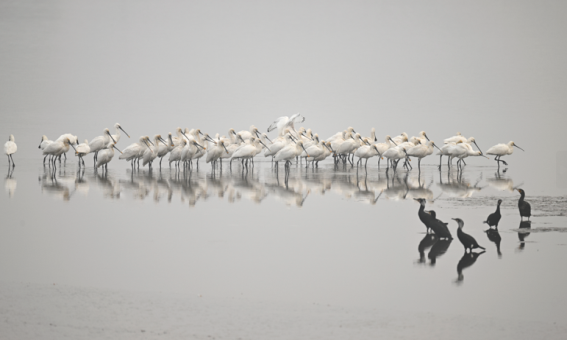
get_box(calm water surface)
[1,153,566,324]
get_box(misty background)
[0,0,566,174]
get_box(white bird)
[264,133,293,159]
[89,128,117,165]
[38,135,54,164]
[4,135,17,167]
[444,132,465,144]
[237,125,260,141]
[391,132,409,145]
[206,140,229,169]
[96,142,122,171]
[407,141,441,171]
[157,133,175,169]
[413,131,431,145]
[75,139,90,168]
[303,138,327,167]
[231,137,269,168]
[43,138,76,167]
[373,135,397,168]
[111,123,130,143]
[306,141,333,167]
[382,146,410,172]
[486,141,524,169]
[119,136,152,168]
[54,133,79,162]
[327,127,356,143]
[274,140,309,168]
[169,139,187,168]
[142,135,166,169]
[267,113,305,136]
[355,144,381,168]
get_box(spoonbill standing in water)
[4,135,17,167]
[486,141,524,169]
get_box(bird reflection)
[485,228,502,257]
[455,251,485,283]
[428,237,452,266]
[417,234,437,264]
[437,169,483,199]
[5,170,16,198]
[486,171,522,192]
[32,162,519,210]
[518,220,531,250]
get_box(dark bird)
[485,228,502,257]
[452,218,485,253]
[427,210,453,239]
[516,188,531,221]
[483,199,502,229]
[414,198,432,233]
[413,198,452,239]
[456,251,485,282]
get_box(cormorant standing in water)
[413,198,452,239]
[484,199,502,229]
[414,198,432,233]
[427,210,453,239]
[517,189,531,221]
[452,218,485,253]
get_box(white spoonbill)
[355,144,381,168]
[120,136,152,168]
[267,113,305,136]
[407,141,441,171]
[54,134,78,162]
[168,139,186,168]
[75,139,90,168]
[382,146,410,172]
[4,135,17,167]
[374,135,397,168]
[89,128,116,164]
[206,140,230,169]
[142,135,167,169]
[43,138,76,167]
[486,141,524,168]
[38,135,53,164]
[96,142,122,171]
[111,123,130,143]
[274,140,309,168]
[231,137,269,168]
[307,141,333,167]
[157,133,175,169]
[237,125,260,141]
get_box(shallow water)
[2,156,566,324]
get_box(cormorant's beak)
[514,144,525,151]
[120,126,130,138]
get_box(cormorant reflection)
[417,234,437,264]
[456,251,485,283]
[428,237,452,266]
[485,228,502,257]
[518,220,531,250]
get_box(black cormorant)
[483,199,502,229]
[452,218,485,253]
[427,210,453,239]
[517,188,531,221]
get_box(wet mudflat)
[1,156,567,339]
